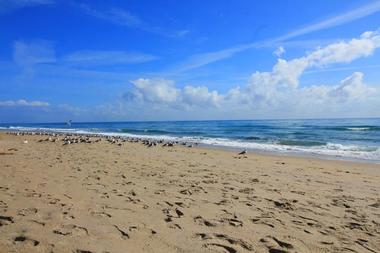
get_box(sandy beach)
[0,132,379,253]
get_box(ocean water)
[1,118,380,163]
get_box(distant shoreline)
[1,117,380,125]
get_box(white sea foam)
[346,127,370,131]
[194,137,380,162]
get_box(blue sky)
[1,0,380,122]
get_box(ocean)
[1,118,380,163]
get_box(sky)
[1,0,380,123]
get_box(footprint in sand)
[13,235,40,247]
[259,236,294,253]
[224,218,243,227]
[251,216,275,229]
[114,224,157,240]
[196,233,254,252]
[114,225,130,239]
[89,210,112,218]
[162,205,184,229]
[194,215,219,227]
[53,224,89,236]
[0,215,14,226]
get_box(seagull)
[238,149,247,155]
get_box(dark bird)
[238,149,247,155]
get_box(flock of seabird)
[5,131,197,149]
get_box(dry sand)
[0,132,379,253]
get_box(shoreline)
[1,132,379,252]
[197,143,380,165]
[1,129,379,165]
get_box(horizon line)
[1,116,379,125]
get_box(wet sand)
[0,132,379,253]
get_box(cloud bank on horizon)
[0,1,380,122]
[122,30,380,119]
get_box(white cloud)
[307,31,380,67]
[327,72,374,101]
[273,46,285,57]
[122,30,380,119]
[245,29,380,98]
[227,30,380,110]
[182,86,221,107]
[130,78,180,104]
[285,71,380,118]
[0,99,50,107]
[13,40,56,66]
[250,58,308,91]
[8,30,377,120]
[126,78,222,109]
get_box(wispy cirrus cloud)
[176,1,380,72]
[12,40,158,68]
[78,3,142,27]
[63,50,159,66]
[0,99,49,107]
[0,0,53,14]
[174,44,254,72]
[77,3,189,38]
[275,1,380,41]
[13,40,56,66]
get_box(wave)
[243,136,263,140]
[322,125,380,131]
[346,127,372,131]
[4,126,79,132]
[120,128,205,135]
[197,138,380,162]
[278,140,326,146]
[120,128,173,135]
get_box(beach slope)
[0,133,379,253]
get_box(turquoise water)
[1,118,380,162]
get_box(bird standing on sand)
[238,149,247,155]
